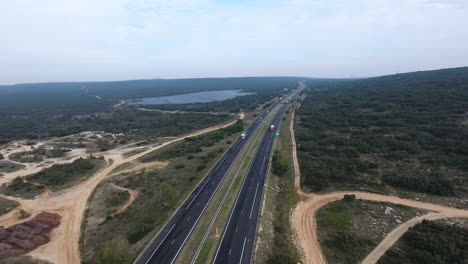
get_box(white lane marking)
[212,104,280,263]
[236,226,238,232]
[144,224,176,264]
[250,182,260,220]
[168,131,252,264]
[171,239,175,245]
[187,216,191,222]
[229,248,232,255]
[185,154,229,210]
[241,209,243,215]
[197,202,200,207]
[239,237,247,264]
[260,156,266,174]
[145,104,277,264]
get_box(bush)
[107,193,121,206]
[271,152,289,176]
[266,254,297,264]
[127,216,155,243]
[197,164,206,171]
[380,220,468,264]
[343,194,356,202]
[174,163,185,169]
[99,236,134,264]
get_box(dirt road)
[288,108,468,264]
[0,116,243,264]
[361,212,466,264]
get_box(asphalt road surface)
[134,98,285,264]
[212,96,293,264]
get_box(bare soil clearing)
[0,212,61,260]
[0,142,88,186]
[289,108,468,264]
[0,117,242,264]
[109,161,169,176]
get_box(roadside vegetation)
[254,105,300,264]
[379,219,468,264]
[297,67,468,198]
[80,126,243,264]
[317,198,427,264]
[174,104,278,264]
[139,120,244,163]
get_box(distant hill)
[0,77,317,144]
[0,77,306,97]
[0,77,310,114]
[298,66,468,196]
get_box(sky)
[1,0,468,84]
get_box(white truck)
[240,132,247,139]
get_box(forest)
[378,219,468,264]
[296,67,468,196]
[0,77,303,144]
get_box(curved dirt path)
[0,116,243,264]
[291,192,468,264]
[361,212,464,264]
[288,108,468,264]
[110,184,138,216]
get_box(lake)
[131,90,254,105]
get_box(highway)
[212,94,295,264]
[134,97,283,264]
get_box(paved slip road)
[134,97,286,264]
[212,95,295,264]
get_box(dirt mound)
[0,212,61,260]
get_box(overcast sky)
[1,0,467,84]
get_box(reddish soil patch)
[0,212,61,260]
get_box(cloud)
[0,0,467,83]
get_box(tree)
[343,194,356,202]
[99,236,134,264]
[271,152,289,175]
[107,193,122,206]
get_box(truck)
[270,125,275,132]
[240,132,247,139]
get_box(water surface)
[132,90,254,105]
